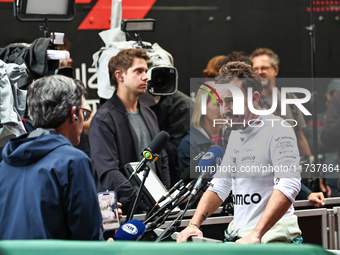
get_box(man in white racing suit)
[177,61,301,244]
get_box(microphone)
[157,169,190,204]
[132,131,170,175]
[154,147,220,209]
[114,219,146,241]
[188,146,224,203]
[157,166,190,204]
[143,150,205,225]
[126,131,170,222]
[156,149,206,204]
[144,179,196,227]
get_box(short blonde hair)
[250,48,280,67]
[191,83,214,128]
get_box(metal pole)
[306,0,318,165]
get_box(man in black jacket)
[88,49,170,212]
[148,91,193,185]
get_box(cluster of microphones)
[113,131,224,241]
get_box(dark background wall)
[1,0,340,114]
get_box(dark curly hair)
[216,61,262,94]
[222,51,252,66]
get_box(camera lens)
[148,67,177,95]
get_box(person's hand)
[105,203,123,242]
[117,202,123,219]
[235,232,261,244]
[176,224,203,242]
[318,179,331,198]
[307,192,326,207]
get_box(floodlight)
[13,0,75,22]
[121,19,156,33]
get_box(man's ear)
[253,91,260,105]
[71,106,77,123]
[115,70,123,82]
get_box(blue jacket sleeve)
[296,182,312,200]
[64,155,102,240]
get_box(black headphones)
[74,114,78,121]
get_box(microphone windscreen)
[196,146,224,178]
[198,145,224,168]
[114,219,146,241]
[148,131,170,154]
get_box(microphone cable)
[145,195,182,232]
[114,174,134,193]
[113,162,151,193]
[155,181,210,242]
[156,198,190,242]
[144,202,158,222]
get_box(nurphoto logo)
[199,82,312,128]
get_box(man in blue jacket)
[0,75,102,240]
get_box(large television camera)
[0,32,69,88]
[146,43,178,96]
[94,19,178,100]
[9,0,73,86]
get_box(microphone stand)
[145,182,196,233]
[173,190,192,208]
[144,198,176,225]
[155,183,208,242]
[144,180,195,224]
[150,191,193,231]
[126,164,151,222]
[145,196,181,232]
[306,0,318,165]
[155,203,190,242]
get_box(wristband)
[190,223,202,231]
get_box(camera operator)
[139,49,193,185]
